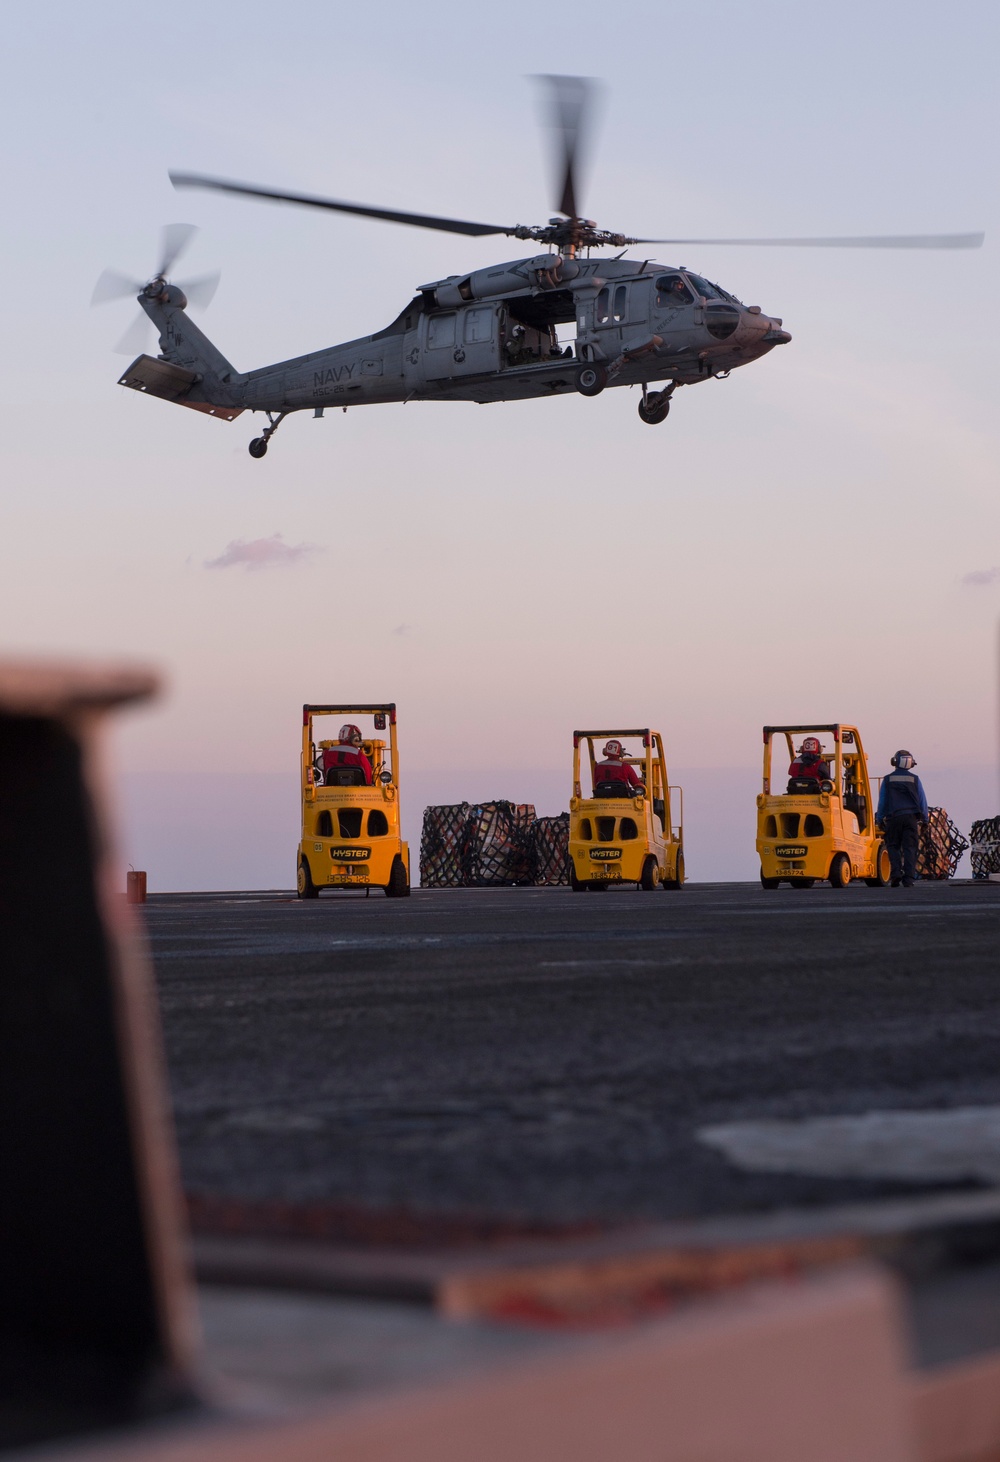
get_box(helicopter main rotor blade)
[631,232,985,249]
[158,222,198,277]
[535,74,597,223]
[171,172,516,238]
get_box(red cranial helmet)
[801,736,821,755]
[339,723,363,746]
[603,739,624,759]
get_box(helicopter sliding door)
[412,305,500,383]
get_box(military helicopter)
[94,77,983,459]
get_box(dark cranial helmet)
[891,749,916,769]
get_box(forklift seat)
[325,767,368,787]
[594,781,634,799]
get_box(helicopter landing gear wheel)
[576,364,607,397]
[638,385,673,425]
[248,410,289,460]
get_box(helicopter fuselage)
[130,254,790,429]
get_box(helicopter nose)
[763,326,792,345]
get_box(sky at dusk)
[3,0,998,885]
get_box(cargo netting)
[418,802,470,888]
[970,816,1000,879]
[916,807,969,880]
[525,813,571,886]
[420,802,570,887]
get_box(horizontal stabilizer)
[118,355,243,420]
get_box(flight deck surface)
[149,880,1000,1225]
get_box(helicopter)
[94,76,983,459]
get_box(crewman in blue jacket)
[876,750,929,887]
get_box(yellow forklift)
[568,729,684,891]
[297,702,410,899]
[757,723,890,889]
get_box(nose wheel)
[638,385,674,425]
[248,411,289,459]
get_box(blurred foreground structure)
[2,657,1000,1461]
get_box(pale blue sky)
[2,1,997,885]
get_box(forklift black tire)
[640,856,660,891]
[297,859,319,899]
[663,848,684,888]
[760,870,780,890]
[249,437,268,458]
[638,397,670,425]
[865,845,891,887]
[828,853,852,889]
[587,881,609,892]
[384,855,410,898]
[576,364,607,397]
[789,877,816,889]
[570,868,587,892]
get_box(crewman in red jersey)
[788,736,831,784]
[594,739,645,793]
[322,724,373,785]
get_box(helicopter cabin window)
[595,287,610,324]
[427,313,457,348]
[464,307,494,344]
[612,284,627,322]
[655,275,693,307]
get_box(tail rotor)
[91,224,220,354]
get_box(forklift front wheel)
[865,845,891,887]
[760,870,780,890]
[829,853,852,889]
[297,859,319,900]
[640,856,661,891]
[384,855,410,898]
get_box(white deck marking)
[699,1106,1000,1184]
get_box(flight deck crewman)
[595,740,645,793]
[322,724,373,786]
[876,749,929,888]
[788,736,831,784]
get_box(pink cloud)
[961,567,1000,587]
[205,533,321,572]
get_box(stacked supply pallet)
[970,816,1000,879]
[418,803,471,888]
[525,813,571,886]
[420,802,572,887]
[916,808,969,880]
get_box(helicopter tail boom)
[131,286,244,412]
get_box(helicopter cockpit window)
[427,313,457,348]
[685,274,723,301]
[612,284,627,322]
[595,287,610,324]
[654,275,693,307]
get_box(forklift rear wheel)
[587,881,609,892]
[297,859,319,899]
[760,870,780,890]
[663,848,685,888]
[576,364,607,397]
[789,877,816,889]
[248,437,268,458]
[865,845,891,887]
[570,868,587,892]
[640,856,660,891]
[828,853,852,889]
[384,855,410,898]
